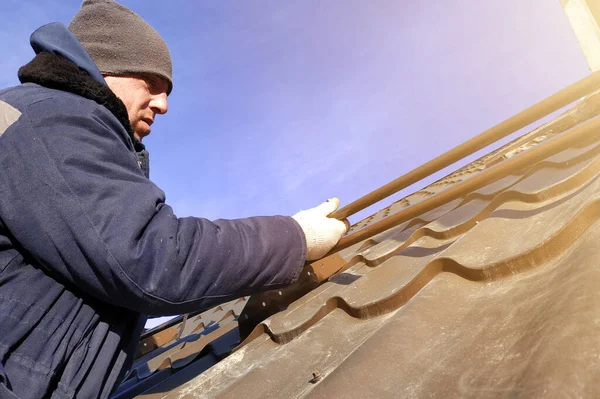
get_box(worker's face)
[104,74,169,141]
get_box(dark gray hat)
[69,0,173,94]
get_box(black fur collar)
[18,52,143,151]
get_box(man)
[0,0,348,397]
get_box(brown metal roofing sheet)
[111,84,600,398]
[148,125,600,398]
[112,298,247,398]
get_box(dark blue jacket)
[0,23,306,398]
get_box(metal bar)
[176,313,189,340]
[328,115,600,254]
[331,71,600,220]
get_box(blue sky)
[0,1,591,328]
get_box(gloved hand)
[292,198,349,261]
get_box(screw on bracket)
[309,371,322,384]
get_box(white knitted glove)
[293,198,349,261]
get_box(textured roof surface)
[116,88,600,398]
[113,85,600,397]
[112,298,248,398]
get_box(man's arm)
[0,94,306,315]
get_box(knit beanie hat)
[68,0,173,94]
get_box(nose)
[149,92,168,115]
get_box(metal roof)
[115,78,600,398]
[112,298,248,398]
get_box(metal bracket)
[237,253,346,343]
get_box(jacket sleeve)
[0,95,306,316]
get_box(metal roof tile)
[113,80,600,398]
